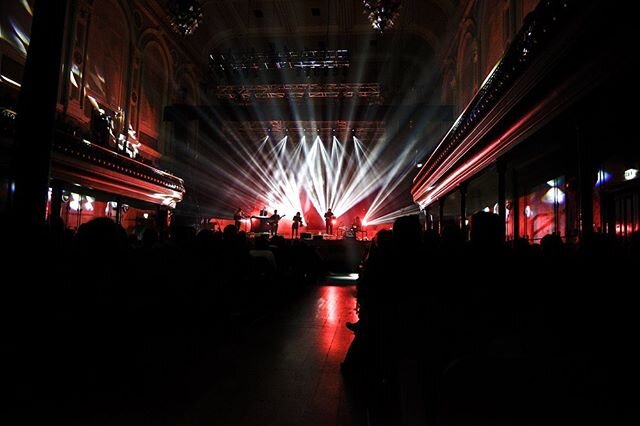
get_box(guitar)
[267,214,286,224]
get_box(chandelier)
[362,0,402,33]
[168,0,203,36]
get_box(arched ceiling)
[194,0,459,61]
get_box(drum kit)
[338,225,355,239]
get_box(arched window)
[480,0,507,77]
[173,72,198,153]
[139,42,169,147]
[175,74,197,105]
[85,0,129,112]
[459,32,478,108]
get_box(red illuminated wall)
[85,0,130,113]
[139,42,169,145]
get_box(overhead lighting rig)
[209,48,350,74]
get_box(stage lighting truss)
[209,49,350,73]
[216,83,381,104]
[222,120,386,141]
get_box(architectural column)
[127,49,142,135]
[115,199,122,225]
[512,170,519,240]
[439,197,446,235]
[49,181,63,222]
[577,123,594,245]
[65,0,92,122]
[459,184,467,238]
[13,0,69,228]
[497,159,507,240]
[157,207,169,239]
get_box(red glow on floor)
[313,285,357,367]
[317,285,340,324]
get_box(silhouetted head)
[470,211,503,250]
[255,235,270,249]
[630,231,640,252]
[223,224,238,239]
[392,215,422,248]
[195,229,215,251]
[169,224,197,247]
[423,229,440,250]
[74,217,128,253]
[374,229,393,251]
[541,233,564,257]
[142,226,159,248]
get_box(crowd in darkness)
[1,216,324,424]
[1,212,638,425]
[341,212,639,425]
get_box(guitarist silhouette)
[268,210,285,236]
[292,212,304,238]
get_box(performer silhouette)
[352,216,363,240]
[324,208,335,235]
[292,212,304,239]
[234,207,245,230]
[269,210,282,236]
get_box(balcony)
[412,0,594,207]
[51,130,185,207]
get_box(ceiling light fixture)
[362,0,402,33]
[168,0,203,36]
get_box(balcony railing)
[416,0,577,187]
[52,130,185,194]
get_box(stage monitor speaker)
[300,232,312,239]
[312,234,323,241]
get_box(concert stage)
[207,217,373,241]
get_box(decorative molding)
[51,131,185,206]
[412,0,588,207]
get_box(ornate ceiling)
[194,0,460,61]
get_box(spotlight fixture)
[362,0,402,33]
[168,0,203,36]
